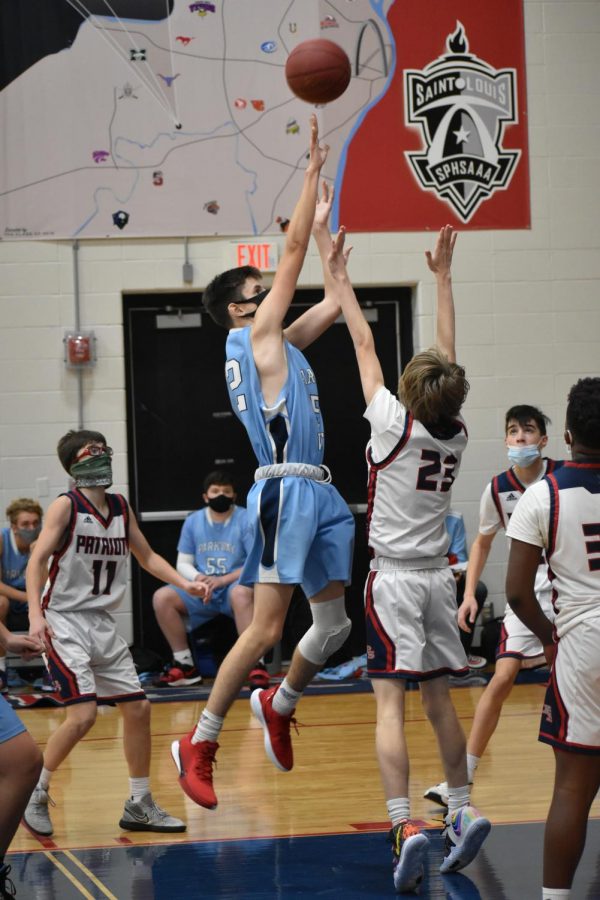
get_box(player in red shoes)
[171,117,355,809]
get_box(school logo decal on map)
[404,22,520,222]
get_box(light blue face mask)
[507,444,542,468]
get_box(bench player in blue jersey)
[0,498,43,692]
[152,469,266,689]
[506,378,600,900]
[171,115,355,810]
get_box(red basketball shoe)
[171,733,218,809]
[250,686,296,772]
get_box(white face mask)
[507,443,542,467]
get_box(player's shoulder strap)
[367,410,414,470]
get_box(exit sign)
[231,241,280,272]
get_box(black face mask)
[208,494,234,513]
[238,289,269,318]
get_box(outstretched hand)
[425,224,457,276]
[313,180,334,231]
[327,226,352,278]
[307,114,329,173]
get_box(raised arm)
[425,225,457,364]
[327,228,384,405]
[284,180,341,350]
[252,115,328,340]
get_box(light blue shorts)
[0,694,26,744]
[240,477,355,598]
[171,584,235,632]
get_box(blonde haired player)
[327,225,491,893]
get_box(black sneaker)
[0,862,16,898]
[153,662,202,687]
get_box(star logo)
[404,21,521,221]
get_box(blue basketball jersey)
[177,506,251,576]
[225,327,324,466]
[0,526,29,590]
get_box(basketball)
[285,39,351,104]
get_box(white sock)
[129,776,151,802]
[447,784,470,814]
[386,797,410,826]
[272,678,302,716]
[192,709,224,744]
[38,767,53,791]
[542,890,571,899]
[174,649,193,667]
[466,753,480,782]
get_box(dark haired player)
[24,429,204,836]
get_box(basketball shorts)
[171,583,235,631]
[365,561,469,681]
[539,615,600,754]
[241,477,355,599]
[496,591,554,668]
[45,608,145,705]
[0,694,26,743]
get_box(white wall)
[1,1,599,640]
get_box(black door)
[123,288,412,656]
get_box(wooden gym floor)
[6,682,600,898]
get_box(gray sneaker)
[119,793,186,833]
[23,787,54,836]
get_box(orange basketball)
[285,39,351,104]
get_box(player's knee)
[298,615,352,666]
[489,669,516,697]
[230,584,253,612]
[70,708,97,737]
[126,698,151,724]
[152,586,173,612]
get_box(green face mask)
[70,454,113,488]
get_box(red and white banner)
[339,0,530,230]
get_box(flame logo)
[448,21,469,55]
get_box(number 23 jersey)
[42,490,130,613]
[365,386,467,559]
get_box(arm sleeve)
[176,552,199,581]
[506,485,548,549]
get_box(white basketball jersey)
[364,387,467,559]
[42,490,130,613]
[507,462,600,636]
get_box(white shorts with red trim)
[45,608,145,705]
[539,616,600,754]
[365,558,468,681]
[496,591,555,669]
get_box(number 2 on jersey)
[416,450,457,492]
[226,359,247,412]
